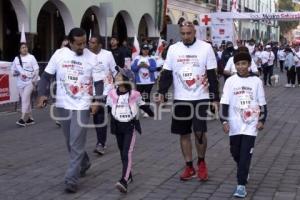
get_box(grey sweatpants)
[57,108,91,185]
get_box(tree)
[278,0,300,33]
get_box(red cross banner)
[199,14,211,26]
[211,16,234,46]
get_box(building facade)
[0,0,163,61]
[164,0,280,43]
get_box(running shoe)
[198,161,208,181]
[64,182,77,193]
[93,144,106,155]
[115,178,127,193]
[233,185,247,198]
[16,119,26,127]
[180,166,196,181]
[26,118,35,125]
[80,163,91,177]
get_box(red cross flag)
[199,14,211,26]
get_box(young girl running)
[106,68,152,193]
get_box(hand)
[211,101,220,112]
[13,70,20,77]
[155,93,164,105]
[90,103,99,115]
[223,122,230,134]
[201,74,209,87]
[36,96,48,108]
[257,121,264,131]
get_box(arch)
[177,17,185,25]
[42,0,74,34]
[80,6,102,38]
[1,0,20,60]
[36,1,67,61]
[10,0,29,31]
[138,13,156,38]
[111,10,135,42]
[166,10,175,24]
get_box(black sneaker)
[80,163,91,177]
[115,179,128,193]
[26,118,35,125]
[16,119,26,127]
[64,183,77,193]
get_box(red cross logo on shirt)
[201,15,211,26]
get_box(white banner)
[211,17,234,46]
[0,62,19,105]
[211,12,300,21]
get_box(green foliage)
[278,0,300,33]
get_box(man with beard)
[37,28,103,193]
[156,21,219,182]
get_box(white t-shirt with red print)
[11,54,39,88]
[220,74,267,136]
[163,40,217,100]
[44,47,98,110]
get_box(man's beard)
[76,50,83,56]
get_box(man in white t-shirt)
[89,34,117,155]
[157,21,219,182]
[37,28,102,193]
[223,46,258,77]
[260,45,275,86]
[220,51,267,198]
[277,46,286,73]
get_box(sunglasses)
[179,21,194,27]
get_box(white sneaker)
[285,84,291,88]
[143,113,149,118]
[292,84,296,88]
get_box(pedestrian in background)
[11,43,39,127]
[284,47,296,88]
[89,34,117,155]
[131,44,156,118]
[260,45,275,86]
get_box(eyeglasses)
[179,21,194,27]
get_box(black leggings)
[115,122,136,181]
[230,135,256,185]
[286,66,296,85]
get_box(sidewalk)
[0,72,300,200]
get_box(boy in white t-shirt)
[220,52,268,198]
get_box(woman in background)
[11,43,39,126]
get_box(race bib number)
[181,65,193,81]
[65,69,79,85]
[239,94,251,109]
[115,105,132,121]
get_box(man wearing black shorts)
[157,21,219,181]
